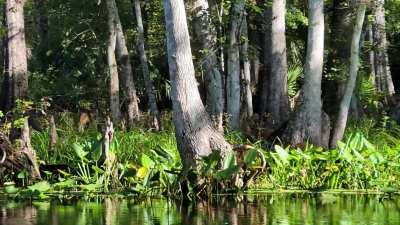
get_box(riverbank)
[1,114,400,198]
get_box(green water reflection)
[1,193,399,225]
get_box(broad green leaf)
[141,154,155,168]
[137,167,149,179]
[73,143,88,161]
[214,166,239,180]
[53,179,76,188]
[274,145,289,165]
[17,170,28,179]
[110,139,119,153]
[153,146,172,160]
[92,165,104,174]
[5,185,19,194]
[223,151,236,170]
[28,181,51,193]
[244,148,258,165]
[90,139,103,161]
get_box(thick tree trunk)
[7,0,28,100]
[259,6,272,115]
[330,4,366,148]
[163,0,231,170]
[266,0,289,128]
[373,0,394,96]
[247,3,263,90]
[192,0,224,132]
[227,0,244,129]
[285,0,325,146]
[133,0,161,131]
[106,0,121,124]
[109,0,140,128]
[6,0,41,179]
[240,15,253,118]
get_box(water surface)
[1,193,399,225]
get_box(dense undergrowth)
[1,113,400,199]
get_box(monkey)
[232,145,266,188]
[78,111,96,132]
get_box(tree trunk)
[266,0,289,128]
[6,0,41,179]
[0,3,11,111]
[367,23,376,84]
[323,0,352,117]
[106,0,121,124]
[258,6,272,115]
[133,0,161,131]
[109,0,140,128]
[103,117,118,188]
[33,0,48,60]
[48,114,57,153]
[191,0,224,132]
[285,0,325,146]
[331,4,366,148]
[163,0,231,170]
[227,0,244,130]
[240,15,253,118]
[373,0,394,96]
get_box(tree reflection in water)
[1,194,399,225]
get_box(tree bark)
[163,0,231,170]
[373,0,394,96]
[191,0,224,132]
[367,23,376,84]
[103,117,118,188]
[240,14,253,118]
[6,0,41,179]
[331,4,366,148]
[266,0,289,128]
[133,0,161,131]
[285,0,325,146]
[258,6,272,115]
[227,0,244,130]
[106,0,121,124]
[48,114,57,153]
[108,0,140,128]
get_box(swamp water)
[0,193,399,225]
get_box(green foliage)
[1,113,393,198]
[287,64,303,98]
[251,122,400,190]
[286,6,308,29]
